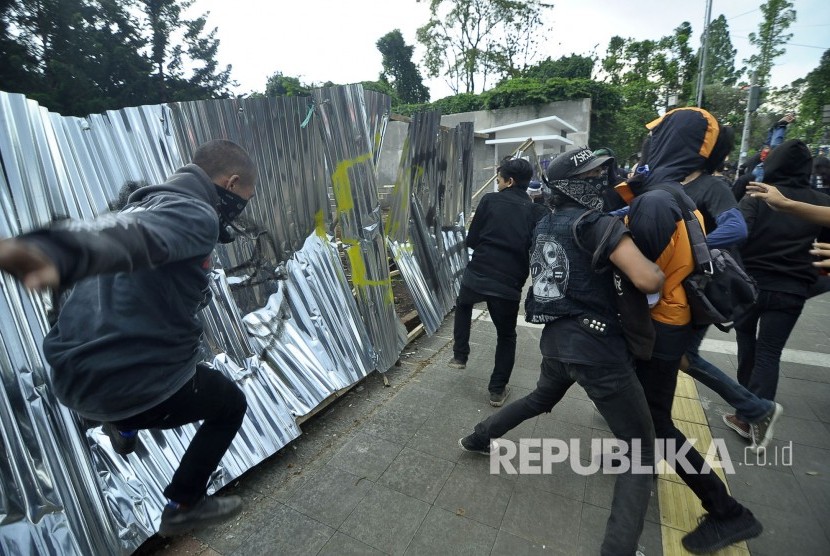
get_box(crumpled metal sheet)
[385,113,474,334]
[0,86,474,555]
[312,84,406,371]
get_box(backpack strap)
[651,183,713,273]
[572,209,621,271]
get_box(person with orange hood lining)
[614,108,763,554]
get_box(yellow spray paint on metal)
[386,164,424,239]
[331,152,393,304]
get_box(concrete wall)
[376,98,593,205]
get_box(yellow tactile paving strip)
[659,371,750,556]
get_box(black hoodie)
[23,164,222,420]
[739,139,830,295]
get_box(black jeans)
[452,285,520,393]
[473,357,655,556]
[635,357,743,519]
[734,290,805,401]
[113,364,247,505]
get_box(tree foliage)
[416,0,553,94]
[376,29,429,104]
[745,0,795,87]
[792,49,830,145]
[1,0,233,115]
[703,15,740,86]
[521,54,595,80]
[264,72,311,98]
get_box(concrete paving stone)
[430,393,495,426]
[490,529,571,555]
[786,442,830,477]
[774,414,830,449]
[514,457,587,502]
[316,531,387,555]
[338,483,431,555]
[328,431,403,481]
[532,418,596,462]
[284,464,372,529]
[766,392,818,421]
[780,361,830,383]
[794,472,830,519]
[727,462,812,514]
[378,447,454,504]
[386,384,448,411]
[404,506,498,555]
[805,396,830,424]
[193,495,289,554]
[454,446,520,481]
[228,501,333,556]
[583,471,661,525]
[433,460,515,528]
[492,411,539,445]
[407,412,483,463]
[776,377,830,401]
[744,499,830,556]
[576,502,663,556]
[499,480,583,551]
[361,404,432,445]
[407,367,465,394]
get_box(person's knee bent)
[226,385,247,427]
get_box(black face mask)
[215,185,249,243]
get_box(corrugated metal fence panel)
[0,86,473,554]
[312,84,406,372]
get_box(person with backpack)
[726,140,830,432]
[615,108,764,554]
[677,124,783,451]
[459,148,664,556]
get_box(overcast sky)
[195,0,828,100]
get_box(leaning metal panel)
[312,84,406,371]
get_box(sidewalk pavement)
[142,294,830,556]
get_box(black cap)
[546,148,613,182]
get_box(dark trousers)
[113,364,247,505]
[452,285,520,393]
[734,290,805,401]
[473,357,655,556]
[635,357,743,519]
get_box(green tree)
[0,0,40,95]
[137,0,233,103]
[793,50,830,145]
[745,0,796,87]
[264,72,311,97]
[417,0,553,95]
[522,54,595,80]
[376,29,429,103]
[703,15,740,86]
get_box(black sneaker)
[102,423,137,456]
[448,358,466,369]
[489,386,510,407]
[681,509,763,554]
[458,435,494,455]
[158,495,243,537]
[750,402,783,452]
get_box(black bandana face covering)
[215,185,249,243]
[549,177,606,211]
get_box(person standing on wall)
[0,139,257,537]
[448,157,549,407]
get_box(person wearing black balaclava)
[727,139,830,429]
[0,139,257,537]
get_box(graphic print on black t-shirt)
[530,234,569,301]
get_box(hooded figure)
[734,139,830,405]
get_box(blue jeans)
[735,290,805,401]
[685,326,773,423]
[452,285,520,393]
[472,356,655,556]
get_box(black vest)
[525,206,620,331]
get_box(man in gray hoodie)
[0,139,256,537]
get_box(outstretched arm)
[747,182,830,226]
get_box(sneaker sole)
[457,437,491,455]
[682,519,763,554]
[157,502,243,538]
[448,363,466,369]
[751,402,783,452]
[489,387,510,407]
[722,415,750,439]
